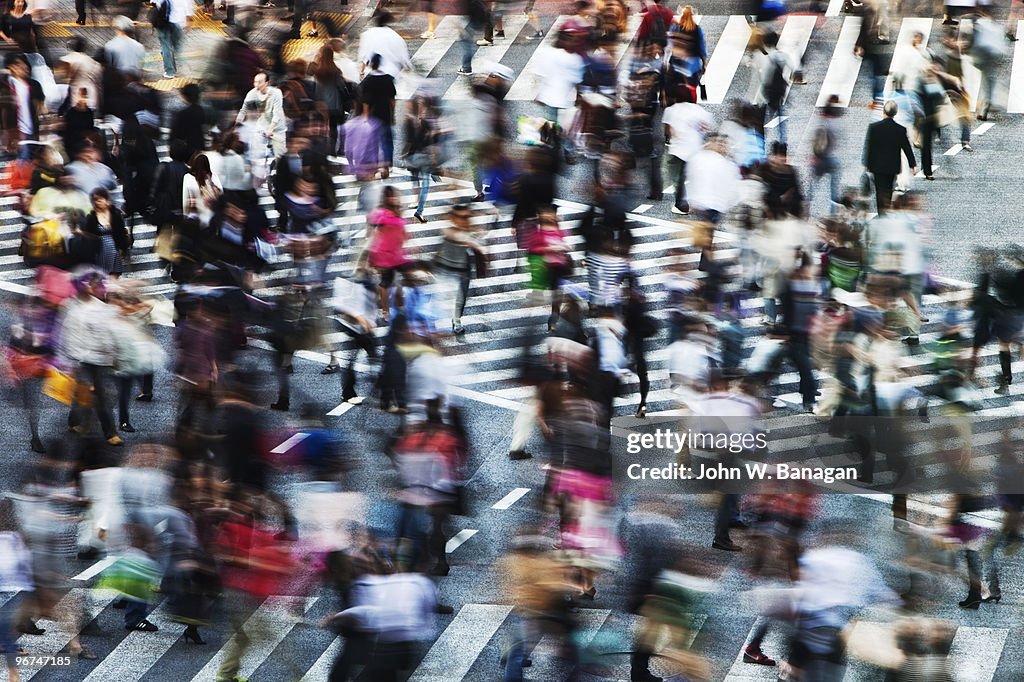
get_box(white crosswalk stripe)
[504,15,569,101]
[1008,20,1024,112]
[407,603,514,681]
[884,17,934,97]
[818,16,863,106]
[398,15,465,100]
[702,15,752,104]
[190,596,318,682]
[444,15,531,100]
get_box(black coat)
[862,117,916,176]
[85,208,131,253]
[169,103,207,160]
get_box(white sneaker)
[476,39,493,46]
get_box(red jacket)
[638,5,675,42]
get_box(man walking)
[862,100,916,213]
[152,0,193,79]
[236,71,288,159]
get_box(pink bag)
[36,266,75,306]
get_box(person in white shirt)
[58,270,123,445]
[685,134,740,223]
[534,29,585,156]
[662,86,714,215]
[236,72,288,157]
[181,153,223,228]
[357,11,411,80]
[153,0,194,79]
[104,16,146,75]
[747,30,800,143]
[58,38,101,109]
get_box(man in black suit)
[862,100,916,213]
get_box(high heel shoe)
[635,404,647,418]
[183,626,206,645]
[983,592,1002,604]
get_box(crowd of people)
[0,0,1020,680]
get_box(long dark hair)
[189,153,213,186]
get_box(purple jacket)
[343,115,381,178]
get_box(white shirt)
[182,172,223,227]
[237,86,287,134]
[345,573,437,642]
[662,102,714,161]
[864,213,925,275]
[594,317,628,373]
[357,26,411,79]
[60,52,102,109]
[11,78,32,135]
[158,0,194,28]
[59,296,120,366]
[104,34,146,74]
[535,47,585,110]
[0,532,33,593]
[685,149,740,213]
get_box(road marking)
[884,18,933,98]
[778,15,817,97]
[492,488,531,510]
[915,166,937,177]
[633,203,653,213]
[22,589,119,680]
[1008,21,1024,112]
[82,605,182,681]
[825,0,844,16]
[270,432,310,454]
[944,143,963,156]
[191,596,318,682]
[71,556,117,582]
[409,604,514,682]
[444,15,530,100]
[948,626,1008,682]
[702,15,751,104]
[397,15,463,100]
[528,609,611,678]
[505,15,570,101]
[445,528,478,553]
[301,637,343,681]
[817,16,862,106]
[962,53,982,112]
[974,121,995,135]
[764,115,788,129]
[327,402,355,416]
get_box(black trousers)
[75,0,104,21]
[872,172,896,213]
[70,363,116,439]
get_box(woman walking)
[402,94,443,224]
[85,188,130,278]
[182,154,223,230]
[309,44,354,157]
[367,186,411,319]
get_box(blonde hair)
[677,5,697,32]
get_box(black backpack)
[648,9,668,45]
[148,0,171,30]
[763,54,788,107]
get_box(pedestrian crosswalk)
[385,11,1024,114]
[2,593,1011,681]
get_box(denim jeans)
[124,598,149,628]
[460,21,483,71]
[157,24,183,76]
[0,591,24,667]
[413,168,431,214]
[665,155,687,210]
[809,155,842,207]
